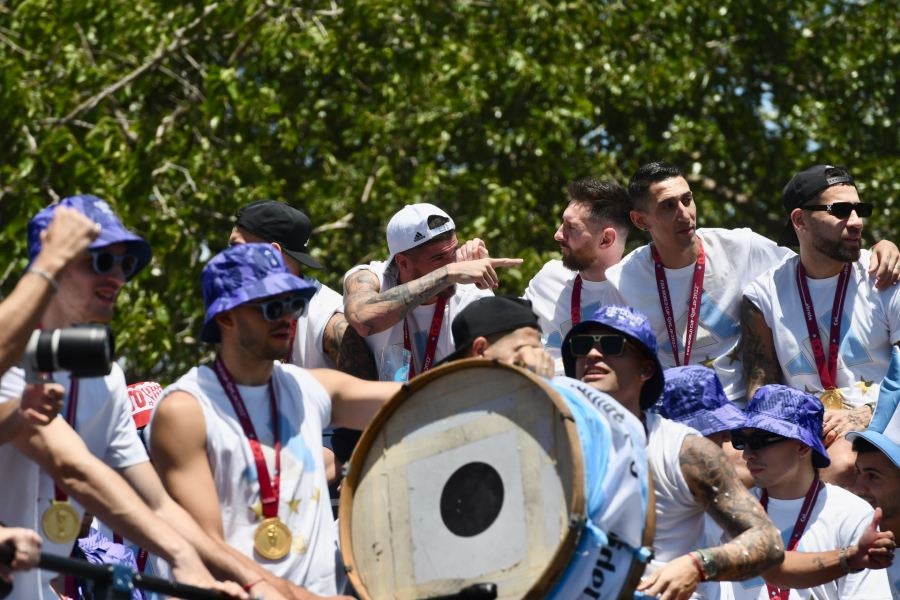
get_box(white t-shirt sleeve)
[103,367,150,468]
[0,366,26,404]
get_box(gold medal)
[42,500,80,544]
[820,388,845,411]
[253,517,292,560]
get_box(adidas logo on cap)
[413,232,425,242]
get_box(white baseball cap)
[386,203,455,264]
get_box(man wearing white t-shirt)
[605,161,899,404]
[149,244,401,598]
[561,305,783,599]
[0,196,251,600]
[742,165,900,487]
[230,201,376,378]
[848,346,900,598]
[524,178,630,371]
[343,203,520,381]
[719,384,892,599]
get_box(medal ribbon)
[651,239,706,366]
[53,379,80,502]
[571,274,583,327]
[796,262,851,393]
[402,296,448,378]
[213,357,281,520]
[761,478,823,600]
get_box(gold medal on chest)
[820,388,845,411]
[253,517,292,560]
[42,500,80,544]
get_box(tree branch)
[59,3,219,124]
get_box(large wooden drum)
[339,359,586,600]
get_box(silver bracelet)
[28,268,59,291]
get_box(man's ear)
[215,311,235,334]
[599,226,618,250]
[795,442,812,459]
[639,358,656,380]
[394,252,410,273]
[790,208,805,236]
[470,336,490,358]
[630,210,648,231]
[270,241,283,253]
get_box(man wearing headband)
[343,203,522,381]
[148,244,401,597]
[524,178,629,372]
[0,196,248,599]
[849,347,900,598]
[562,305,783,599]
[717,385,892,598]
[743,165,900,487]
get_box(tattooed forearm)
[327,314,378,380]
[740,296,784,401]
[680,435,784,580]
[845,405,873,432]
[343,268,452,336]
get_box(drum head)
[340,359,585,600]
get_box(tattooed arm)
[638,436,784,599]
[322,313,378,380]
[343,257,522,337]
[343,268,453,337]
[763,508,894,588]
[741,296,784,401]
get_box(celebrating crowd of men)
[0,160,898,600]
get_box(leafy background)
[1,0,896,382]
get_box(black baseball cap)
[234,200,324,269]
[439,296,541,364]
[778,165,856,246]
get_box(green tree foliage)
[1,0,896,381]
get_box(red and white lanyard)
[213,357,281,522]
[796,262,851,393]
[402,297,447,378]
[571,274,583,327]
[651,239,706,366]
[53,379,80,504]
[761,478,823,599]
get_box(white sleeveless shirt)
[150,363,339,593]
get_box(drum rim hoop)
[339,358,587,600]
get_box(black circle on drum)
[439,461,505,537]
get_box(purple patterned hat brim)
[201,271,313,343]
[741,411,831,468]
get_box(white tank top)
[152,363,339,593]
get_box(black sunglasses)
[249,294,309,321]
[90,250,139,278]
[730,433,788,451]
[802,202,873,219]
[569,334,627,357]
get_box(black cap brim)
[282,248,324,270]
